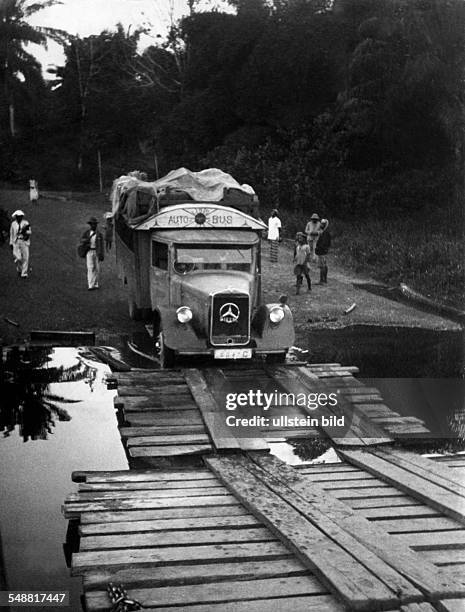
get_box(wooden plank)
[317,479,389,490]
[299,471,377,482]
[329,486,404,499]
[119,425,206,437]
[84,575,326,610]
[202,367,271,452]
[63,494,239,518]
[435,599,465,612]
[129,444,212,457]
[182,369,241,451]
[92,595,345,612]
[374,449,465,496]
[369,517,463,533]
[293,464,361,473]
[67,488,228,502]
[265,366,367,446]
[80,527,275,550]
[422,550,465,565]
[295,367,395,444]
[120,400,197,412]
[359,506,440,520]
[126,433,211,446]
[206,456,406,611]
[390,530,465,549]
[82,558,308,589]
[79,514,261,535]
[74,469,215,483]
[347,497,421,509]
[79,479,222,491]
[80,504,248,524]
[376,516,463,533]
[249,453,463,600]
[340,449,465,525]
[400,604,436,612]
[71,541,293,574]
[123,411,203,426]
[117,384,192,396]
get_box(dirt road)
[0,190,460,348]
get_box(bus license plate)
[214,349,252,360]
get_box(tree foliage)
[1,0,464,216]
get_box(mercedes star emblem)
[219,302,240,323]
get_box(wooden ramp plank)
[268,365,390,446]
[183,368,241,451]
[84,576,326,610]
[63,494,239,519]
[248,453,463,600]
[435,599,465,612]
[206,456,409,611]
[79,514,261,535]
[71,541,292,574]
[297,366,406,443]
[340,449,465,525]
[80,526,275,550]
[78,479,222,491]
[126,433,211,446]
[119,425,206,437]
[79,504,248,524]
[106,594,345,612]
[68,488,229,501]
[73,469,215,483]
[82,558,308,589]
[375,449,465,496]
[129,444,212,458]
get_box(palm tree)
[0,0,68,137]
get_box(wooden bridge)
[112,363,430,460]
[62,363,465,611]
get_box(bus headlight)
[176,306,193,323]
[269,306,284,324]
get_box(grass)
[334,217,464,309]
[268,207,464,310]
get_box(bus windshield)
[174,246,253,273]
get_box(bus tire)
[266,352,287,364]
[128,299,142,320]
[158,332,176,368]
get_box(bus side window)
[152,241,168,270]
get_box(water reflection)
[0,346,94,442]
[0,346,128,610]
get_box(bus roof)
[135,203,266,232]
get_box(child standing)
[293,232,311,294]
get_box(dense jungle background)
[1,0,464,305]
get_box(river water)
[0,346,128,611]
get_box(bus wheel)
[128,299,142,320]
[158,332,176,368]
[266,352,287,364]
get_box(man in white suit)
[9,210,31,278]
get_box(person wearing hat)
[267,209,282,262]
[315,218,331,284]
[293,232,311,294]
[9,210,31,278]
[80,217,104,290]
[305,213,321,262]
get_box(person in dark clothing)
[293,232,311,294]
[315,218,331,284]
